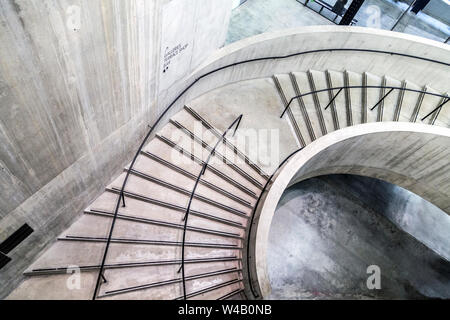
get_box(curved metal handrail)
[244,147,304,298]
[92,47,450,300]
[280,85,450,119]
[179,114,243,300]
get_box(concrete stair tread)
[85,209,245,238]
[177,106,268,183]
[167,122,267,189]
[416,86,445,124]
[25,240,241,273]
[326,69,347,128]
[191,283,243,300]
[364,72,383,123]
[308,69,335,132]
[185,77,299,171]
[273,73,312,146]
[172,108,264,182]
[97,261,240,297]
[109,172,250,223]
[156,126,262,194]
[398,80,422,122]
[382,75,402,121]
[132,154,198,190]
[7,273,97,300]
[345,70,363,126]
[142,138,257,202]
[179,277,243,300]
[87,191,245,233]
[98,271,241,300]
[131,154,253,211]
[291,71,326,139]
[433,92,449,128]
[60,214,242,246]
[171,109,219,147]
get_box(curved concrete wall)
[249,122,450,298]
[267,176,450,299]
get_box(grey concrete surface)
[225,0,332,44]
[227,0,449,44]
[353,0,449,42]
[267,175,450,299]
[324,174,450,260]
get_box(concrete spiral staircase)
[8,68,449,300]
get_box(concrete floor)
[267,174,450,299]
[353,0,449,42]
[225,0,332,44]
[226,0,449,45]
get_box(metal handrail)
[247,86,449,298]
[280,85,449,119]
[92,47,449,300]
[179,114,242,300]
[245,147,304,298]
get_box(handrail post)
[421,97,449,121]
[371,88,394,111]
[324,87,343,110]
[121,192,126,207]
[233,115,242,137]
[280,98,294,119]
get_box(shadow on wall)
[267,174,450,299]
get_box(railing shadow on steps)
[91,47,450,300]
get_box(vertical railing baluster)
[371,88,394,111]
[180,115,243,300]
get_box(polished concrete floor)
[226,0,449,45]
[267,174,450,299]
[353,0,449,42]
[225,0,332,44]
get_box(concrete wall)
[268,176,450,299]
[324,174,450,261]
[423,0,450,25]
[0,0,231,298]
[250,122,450,298]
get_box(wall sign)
[163,43,189,74]
[159,0,195,91]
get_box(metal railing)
[280,85,449,121]
[297,0,358,25]
[92,47,449,300]
[179,115,243,300]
